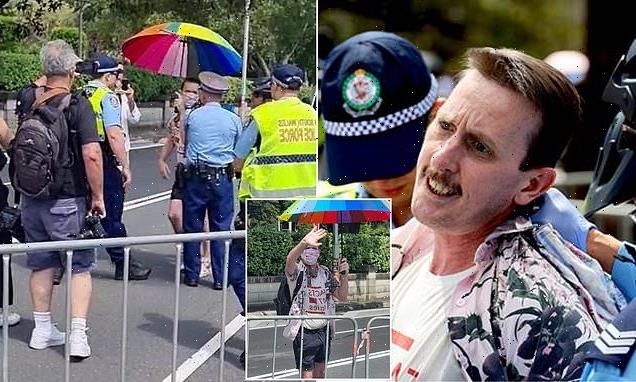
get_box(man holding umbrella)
[180,71,242,288]
[283,225,350,379]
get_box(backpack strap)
[33,88,70,109]
[292,270,304,300]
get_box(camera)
[121,79,129,91]
[76,214,107,240]
[75,60,98,76]
[0,206,24,242]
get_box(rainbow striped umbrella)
[279,199,390,224]
[121,22,242,78]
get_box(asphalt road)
[246,308,390,380]
[1,144,246,382]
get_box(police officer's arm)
[532,189,636,300]
[102,94,131,182]
[286,224,327,276]
[0,118,14,149]
[232,119,259,171]
[333,258,350,301]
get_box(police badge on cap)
[342,69,383,118]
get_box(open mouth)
[425,170,462,197]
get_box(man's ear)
[514,168,556,206]
[427,98,445,123]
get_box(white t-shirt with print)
[287,263,329,330]
[391,254,476,381]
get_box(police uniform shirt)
[185,102,241,166]
[87,80,122,137]
[233,119,258,159]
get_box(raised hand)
[301,224,327,247]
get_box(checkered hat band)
[324,75,438,137]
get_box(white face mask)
[301,248,320,266]
[184,92,199,108]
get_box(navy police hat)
[321,31,437,185]
[93,54,120,74]
[272,64,304,89]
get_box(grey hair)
[40,40,79,76]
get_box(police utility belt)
[185,162,232,180]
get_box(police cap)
[271,64,304,90]
[321,31,438,186]
[198,71,230,94]
[93,54,120,74]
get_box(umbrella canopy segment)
[122,22,242,77]
[279,199,391,224]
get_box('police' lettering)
[278,119,316,143]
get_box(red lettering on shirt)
[391,329,414,351]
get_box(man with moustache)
[391,47,622,381]
[283,225,349,379]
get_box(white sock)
[71,317,87,333]
[33,311,51,332]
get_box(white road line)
[123,190,172,208]
[123,194,171,211]
[249,350,390,380]
[162,314,245,382]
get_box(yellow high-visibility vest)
[241,97,317,198]
[85,85,110,140]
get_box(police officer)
[181,71,241,288]
[317,32,438,228]
[250,78,272,108]
[83,54,151,280]
[233,64,317,198]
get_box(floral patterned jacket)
[392,217,625,381]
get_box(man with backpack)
[13,40,104,359]
[282,224,349,379]
[83,54,151,281]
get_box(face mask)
[301,248,320,266]
[184,92,199,108]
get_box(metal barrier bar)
[247,315,359,379]
[219,239,231,382]
[171,243,182,382]
[120,247,131,382]
[2,254,9,382]
[324,321,330,379]
[271,319,277,379]
[0,231,245,254]
[0,230,244,382]
[364,316,390,378]
[298,325,305,379]
[64,249,73,382]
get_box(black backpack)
[10,88,71,199]
[274,271,304,316]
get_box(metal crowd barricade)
[0,230,245,382]
[362,316,390,378]
[246,315,359,379]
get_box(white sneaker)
[0,309,20,327]
[69,328,91,359]
[29,324,66,350]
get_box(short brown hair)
[462,47,581,170]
